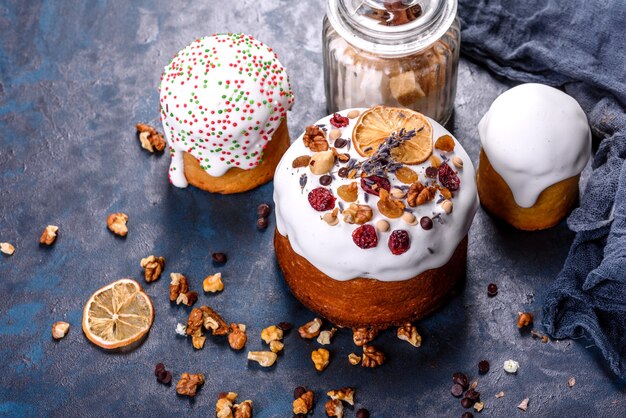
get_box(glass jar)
[323,0,460,125]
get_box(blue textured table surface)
[0,1,624,417]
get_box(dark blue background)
[0,1,624,416]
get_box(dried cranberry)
[438,163,460,191]
[352,224,378,249]
[308,187,336,211]
[329,113,349,128]
[425,166,438,178]
[388,230,410,255]
[361,175,391,196]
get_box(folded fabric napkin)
[458,0,626,379]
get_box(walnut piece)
[397,323,422,348]
[228,323,247,351]
[352,327,378,346]
[247,351,277,367]
[312,348,330,372]
[106,213,128,236]
[407,183,435,207]
[216,392,238,418]
[0,242,15,255]
[293,390,315,415]
[377,189,405,218]
[299,318,323,339]
[175,372,205,397]
[303,125,329,152]
[140,255,165,283]
[361,345,385,368]
[186,308,204,337]
[342,203,373,225]
[136,123,166,153]
[52,321,70,340]
[170,273,197,306]
[192,335,206,350]
[517,312,534,328]
[203,272,224,293]
[233,400,253,418]
[269,340,284,353]
[39,225,58,246]
[327,387,355,405]
[348,353,362,366]
[325,399,344,418]
[261,325,284,344]
[200,305,229,335]
[317,328,337,345]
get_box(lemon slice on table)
[82,279,154,349]
[352,106,433,164]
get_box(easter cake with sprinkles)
[159,33,294,194]
[273,106,479,329]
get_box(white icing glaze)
[478,83,591,208]
[159,33,294,187]
[274,108,478,282]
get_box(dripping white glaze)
[274,108,478,282]
[478,83,591,208]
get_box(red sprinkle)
[352,224,378,249]
[329,113,349,128]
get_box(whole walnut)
[175,372,205,397]
[361,345,385,368]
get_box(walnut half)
[140,255,165,283]
[39,225,59,246]
[361,345,385,368]
[228,323,247,351]
[299,318,323,339]
[352,327,378,347]
[106,213,128,237]
[175,372,205,397]
[397,323,422,348]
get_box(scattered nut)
[568,377,576,388]
[0,242,15,255]
[247,351,277,367]
[495,391,505,398]
[293,389,315,415]
[377,188,405,218]
[261,325,284,344]
[342,203,373,224]
[299,318,323,339]
[517,312,534,328]
[309,150,335,175]
[292,155,312,169]
[170,273,197,306]
[312,348,330,372]
[186,308,204,338]
[228,323,247,350]
[216,392,238,418]
[203,272,224,293]
[390,187,406,199]
[325,399,344,418]
[517,397,529,412]
[136,123,166,152]
[52,321,70,340]
[233,400,253,418]
[175,372,205,397]
[269,340,284,353]
[323,207,339,226]
[441,199,453,214]
[348,353,362,366]
[337,182,358,202]
[329,129,342,140]
[347,109,360,119]
[503,359,519,374]
[401,211,418,226]
[317,328,337,345]
[452,156,464,169]
[39,225,59,246]
[200,306,229,335]
[430,154,442,168]
[361,345,385,368]
[434,134,455,152]
[327,387,355,405]
[140,255,165,283]
[397,323,422,347]
[303,125,329,152]
[375,219,390,232]
[474,401,484,412]
[352,327,378,346]
[192,335,206,350]
[106,213,128,236]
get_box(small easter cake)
[273,106,478,328]
[477,83,591,230]
[159,33,294,194]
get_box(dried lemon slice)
[352,106,433,164]
[82,279,154,349]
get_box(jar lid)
[327,0,457,56]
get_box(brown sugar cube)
[389,71,425,106]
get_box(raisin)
[352,224,378,249]
[361,175,391,196]
[438,163,460,191]
[388,230,410,255]
[308,187,336,211]
[329,113,349,128]
[425,166,438,178]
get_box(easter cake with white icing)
[273,106,478,328]
[159,33,294,194]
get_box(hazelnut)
[329,129,342,140]
[299,318,323,339]
[106,212,128,237]
[401,211,418,226]
[441,199,453,214]
[348,353,362,366]
[309,150,335,175]
[0,242,15,255]
[39,225,59,246]
[517,312,534,328]
[261,325,283,344]
[452,156,464,169]
[325,399,344,418]
[375,220,390,232]
[52,321,70,340]
[312,348,330,372]
[317,328,337,345]
[247,351,277,367]
[228,323,247,351]
[347,109,360,119]
[203,272,224,293]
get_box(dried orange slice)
[352,106,433,164]
[82,278,154,349]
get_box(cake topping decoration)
[388,230,411,255]
[330,113,350,128]
[308,187,336,212]
[303,125,329,152]
[438,163,460,191]
[352,224,378,249]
